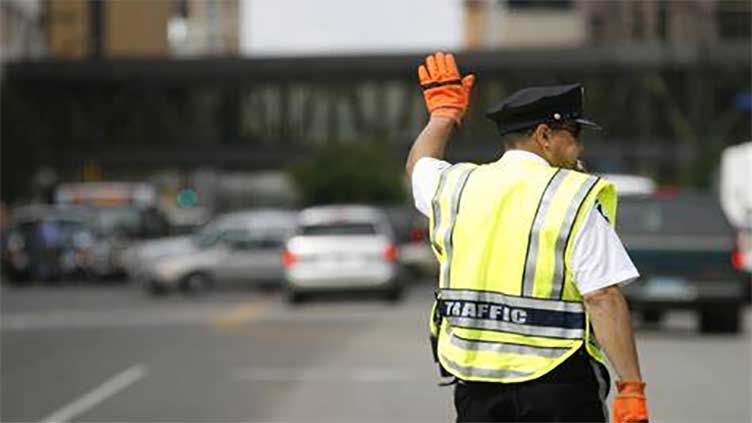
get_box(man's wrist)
[617,379,645,387]
[616,380,646,396]
[429,113,460,128]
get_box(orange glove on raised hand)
[612,381,649,423]
[417,52,475,126]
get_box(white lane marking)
[38,364,147,423]
[233,367,416,382]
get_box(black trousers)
[453,348,611,422]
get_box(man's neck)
[506,147,550,165]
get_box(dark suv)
[618,192,749,333]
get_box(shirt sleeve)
[570,204,640,295]
[411,157,452,217]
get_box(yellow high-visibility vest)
[428,157,617,383]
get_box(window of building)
[718,0,751,39]
[632,3,645,39]
[89,1,103,58]
[657,0,668,39]
[506,0,572,9]
[175,0,189,18]
[589,14,605,43]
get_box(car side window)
[225,238,252,251]
[226,238,283,251]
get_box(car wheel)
[384,283,404,303]
[286,289,306,305]
[700,307,740,334]
[181,272,213,295]
[2,269,29,286]
[146,280,169,297]
[641,309,664,325]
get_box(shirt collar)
[497,150,550,167]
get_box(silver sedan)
[140,209,297,295]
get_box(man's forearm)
[584,286,643,381]
[405,116,455,179]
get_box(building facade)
[463,0,751,49]
[169,0,240,57]
[0,0,46,61]
[1,0,239,61]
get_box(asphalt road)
[2,280,751,423]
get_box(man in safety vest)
[405,52,649,423]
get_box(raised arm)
[405,116,455,179]
[405,52,475,179]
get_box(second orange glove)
[417,52,475,126]
[612,381,649,423]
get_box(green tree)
[290,143,406,206]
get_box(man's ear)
[532,124,550,149]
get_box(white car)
[720,142,752,276]
[600,173,656,197]
[283,205,403,303]
[140,209,297,295]
[121,235,194,279]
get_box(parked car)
[1,205,96,283]
[719,141,752,281]
[139,209,297,295]
[618,192,747,333]
[87,205,170,279]
[54,181,170,279]
[283,205,403,303]
[123,209,279,279]
[381,205,436,280]
[396,210,437,279]
[121,235,194,280]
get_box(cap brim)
[576,118,602,131]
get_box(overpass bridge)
[2,43,750,201]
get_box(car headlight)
[154,260,187,281]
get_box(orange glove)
[417,52,475,126]
[612,381,649,423]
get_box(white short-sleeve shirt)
[411,151,639,294]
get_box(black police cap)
[486,83,601,136]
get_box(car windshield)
[94,207,141,235]
[192,231,223,249]
[195,217,292,246]
[617,195,733,235]
[300,222,377,236]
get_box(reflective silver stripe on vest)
[430,166,452,253]
[447,328,570,358]
[440,166,476,289]
[522,169,569,297]
[440,353,535,380]
[441,289,584,313]
[448,316,585,339]
[550,175,600,299]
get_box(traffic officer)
[405,52,650,423]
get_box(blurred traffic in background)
[1,1,751,422]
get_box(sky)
[240,0,462,56]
